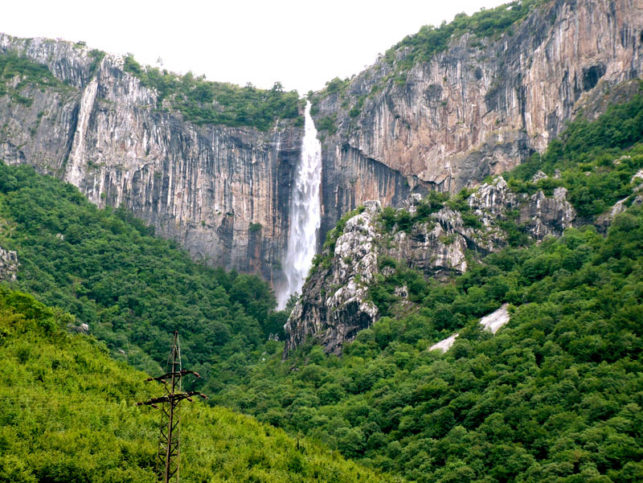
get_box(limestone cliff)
[313,0,642,236]
[283,175,576,355]
[0,34,302,282]
[0,0,640,285]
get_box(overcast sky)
[1,0,510,94]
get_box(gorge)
[1,1,642,480]
[0,0,640,289]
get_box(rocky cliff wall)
[0,0,640,283]
[314,0,642,234]
[0,34,302,282]
[284,175,577,356]
[0,246,18,282]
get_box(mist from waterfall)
[277,101,322,309]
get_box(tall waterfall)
[277,101,322,309]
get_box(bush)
[123,54,301,130]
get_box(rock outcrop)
[284,176,576,355]
[0,34,302,283]
[314,0,642,234]
[0,247,18,281]
[284,202,381,355]
[429,303,511,353]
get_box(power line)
[137,331,206,483]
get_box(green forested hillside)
[0,163,286,390]
[0,85,641,481]
[214,207,643,481]
[0,287,387,481]
[212,93,643,481]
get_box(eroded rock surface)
[0,247,18,281]
[315,0,642,234]
[284,177,576,355]
[0,34,302,283]
[429,303,511,353]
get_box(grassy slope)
[0,287,389,482]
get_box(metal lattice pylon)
[137,331,207,482]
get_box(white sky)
[1,0,509,94]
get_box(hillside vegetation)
[0,287,388,481]
[123,55,302,130]
[0,162,287,391]
[0,72,641,483]
[386,0,545,72]
[0,48,301,131]
[213,92,643,481]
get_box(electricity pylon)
[137,331,206,482]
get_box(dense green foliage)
[218,205,643,482]
[0,163,286,392]
[508,88,643,218]
[123,55,302,130]
[380,191,449,233]
[213,95,643,480]
[0,287,387,481]
[0,52,66,106]
[386,0,544,72]
[316,114,338,135]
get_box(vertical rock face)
[314,0,642,234]
[0,0,640,284]
[0,34,302,282]
[284,202,382,356]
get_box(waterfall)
[277,101,322,309]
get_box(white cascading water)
[277,101,322,309]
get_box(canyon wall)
[0,0,641,281]
[0,34,302,282]
[314,0,642,233]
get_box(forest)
[0,86,641,481]
[123,55,302,130]
[0,286,387,481]
[0,161,287,384]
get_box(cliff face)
[0,0,640,284]
[0,34,302,282]
[284,176,577,356]
[314,0,642,233]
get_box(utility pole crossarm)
[137,391,207,407]
[145,370,201,383]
